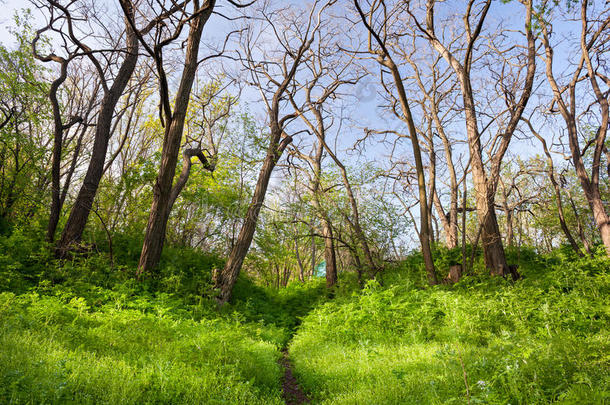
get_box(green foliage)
[0,12,50,221]
[290,252,610,404]
[0,231,286,404]
[0,290,284,404]
[0,227,52,294]
[228,276,328,345]
[1,228,608,404]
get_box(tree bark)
[216,131,292,303]
[322,219,337,288]
[32,21,92,243]
[46,62,69,243]
[477,188,508,276]
[137,2,215,275]
[310,229,316,279]
[461,174,468,273]
[566,189,592,255]
[439,129,459,250]
[294,231,305,282]
[57,2,139,256]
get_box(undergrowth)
[0,228,608,404]
[0,229,304,404]
[289,249,610,404]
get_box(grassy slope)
[0,230,297,404]
[0,228,608,404]
[289,250,610,404]
[0,292,283,404]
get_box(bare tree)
[290,139,339,287]
[522,117,583,256]
[286,23,368,287]
[495,159,536,248]
[48,0,139,256]
[409,0,536,277]
[539,0,610,255]
[31,13,103,242]
[405,49,462,251]
[353,0,438,285]
[215,0,335,304]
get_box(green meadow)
[1,231,607,404]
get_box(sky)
[0,0,22,40]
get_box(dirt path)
[280,348,309,404]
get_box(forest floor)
[0,232,608,404]
[280,348,309,404]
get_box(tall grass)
[0,230,287,404]
[289,252,610,404]
[1,228,608,404]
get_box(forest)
[0,0,608,403]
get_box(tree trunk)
[310,229,316,279]
[309,132,338,287]
[57,10,139,256]
[386,60,437,285]
[566,189,592,255]
[524,118,583,255]
[46,62,69,242]
[424,0,535,276]
[353,2,437,284]
[463,87,510,276]
[447,264,462,283]
[137,4,213,274]
[540,2,609,256]
[322,219,337,288]
[600,221,610,255]
[591,196,610,255]
[215,130,291,304]
[478,195,509,276]
[433,190,457,249]
[555,187,582,255]
[294,229,305,282]
[461,175,468,273]
[437,124,459,250]
[503,200,514,248]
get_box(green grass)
[0,289,287,404]
[0,229,608,404]
[0,231,289,404]
[289,253,610,404]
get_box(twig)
[457,344,471,405]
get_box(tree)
[411,0,536,276]
[353,0,438,285]
[122,0,220,275]
[31,12,100,242]
[285,18,369,287]
[48,0,140,256]
[522,117,583,255]
[404,50,462,252]
[215,0,336,304]
[290,136,340,287]
[539,0,610,255]
[0,14,50,221]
